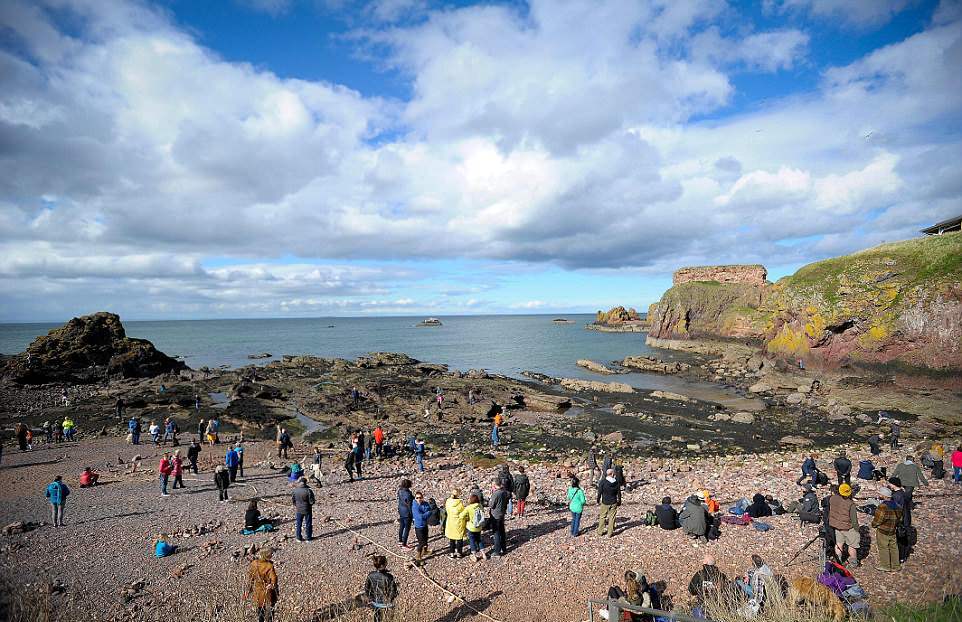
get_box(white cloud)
[0,0,960,319]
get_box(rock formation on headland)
[588,305,648,331]
[2,312,187,384]
[648,233,962,371]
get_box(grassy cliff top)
[778,232,962,305]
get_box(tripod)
[786,531,826,568]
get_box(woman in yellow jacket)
[444,490,467,558]
[463,493,486,561]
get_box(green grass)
[876,597,962,622]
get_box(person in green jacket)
[463,494,486,561]
[567,476,586,537]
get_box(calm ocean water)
[0,314,641,375]
[0,314,752,400]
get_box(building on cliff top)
[672,264,767,287]
[920,215,961,236]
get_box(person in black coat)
[655,496,680,530]
[397,479,414,547]
[834,451,852,485]
[746,493,773,518]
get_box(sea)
[0,314,759,406]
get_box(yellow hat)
[839,483,852,497]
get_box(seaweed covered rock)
[3,312,186,384]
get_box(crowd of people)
[18,378,960,622]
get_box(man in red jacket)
[373,425,385,459]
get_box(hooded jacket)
[679,495,708,537]
[411,500,431,528]
[597,476,621,506]
[513,473,531,500]
[444,497,467,540]
[45,481,70,505]
[892,461,928,488]
[655,503,680,530]
[746,493,772,518]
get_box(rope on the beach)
[327,516,505,622]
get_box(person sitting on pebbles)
[153,534,177,558]
[680,493,710,543]
[79,467,100,487]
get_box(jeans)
[490,517,506,555]
[173,474,184,489]
[954,466,962,483]
[467,530,482,552]
[160,475,169,495]
[448,539,463,555]
[296,512,313,541]
[239,457,244,477]
[491,426,499,447]
[257,605,273,622]
[597,503,618,537]
[399,516,412,545]
[218,487,228,501]
[228,465,238,482]
[415,527,429,557]
[416,454,424,472]
[190,459,198,474]
[571,511,582,536]
[354,461,363,479]
[132,433,140,445]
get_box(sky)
[1,0,960,322]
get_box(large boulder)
[3,312,186,384]
[577,359,618,374]
[621,356,691,374]
[524,393,572,413]
[559,378,634,393]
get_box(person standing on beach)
[513,466,530,518]
[353,438,364,479]
[397,479,414,548]
[150,421,161,445]
[871,486,902,572]
[235,442,245,478]
[171,450,185,489]
[15,423,28,451]
[344,446,356,482]
[311,447,322,481]
[890,421,901,449]
[415,439,426,473]
[491,410,503,449]
[45,475,70,527]
[488,478,509,557]
[128,417,141,445]
[292,478,315,542]
[115,397,125,419]
[351,386,360,409]
[245,548,278,622]
[568,476,586,536]
[214,465,230,502]
[197,418,205,439]
[187,439,201,474]
[411,491,431,565]
[194,394,201,415]
[159,453,173,497]
[162,418,174,445]
[364,555,399,622]
[587,447,600,482]
[444,490,467,558]
[596,468,621,538]
[226,445,240,483]
[373,425,385,459]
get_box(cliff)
[646,233,962,371]
[3,312,187,384]
[648,265,771,340]
[763,233,962,370]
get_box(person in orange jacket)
[373,425,385,459]
[701,490,720,514]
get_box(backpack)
[857,460,874,480]
[644,510,658,527]
[815,471,829,486]
[472,506,486,530]
[427,498,441,526]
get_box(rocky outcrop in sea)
[2,312,187,384]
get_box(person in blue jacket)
[397,479,414,548]
[226,446,240,483]
[45,475,70,527]
[796,454,817,485]
[128,417,140,445]
[154,534,177,557]
[411,490,432,565]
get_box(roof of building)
[920,215,962,235]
